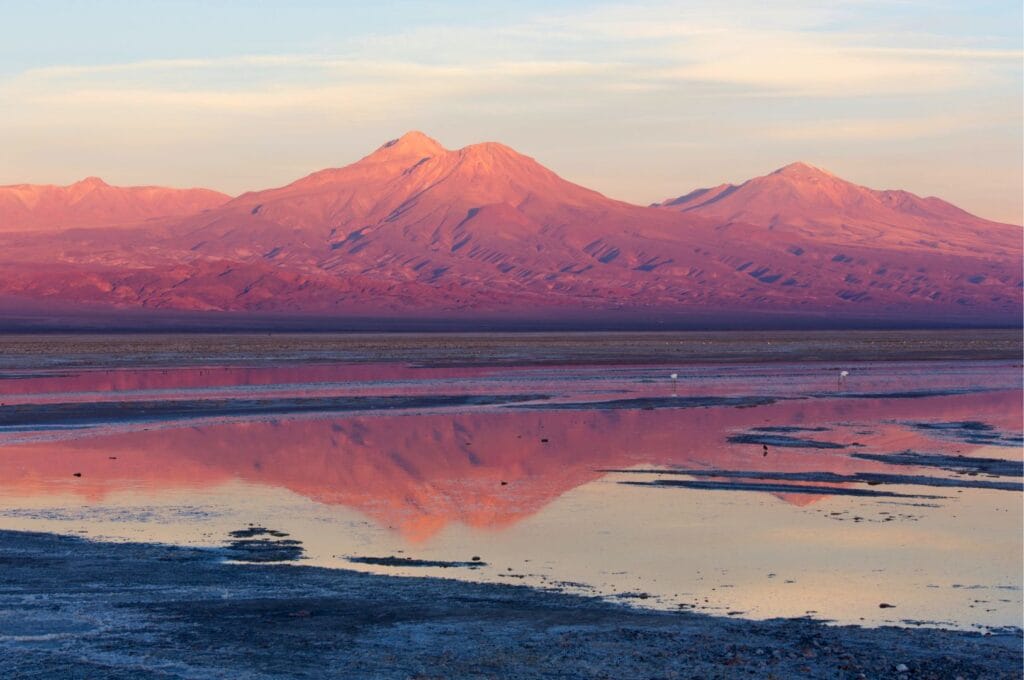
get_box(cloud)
[4,0,1018,112]
[6,55,620,119]
[854,47,1024,61]
[764,114,987,141]
[513,2,1019,96]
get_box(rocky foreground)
[1,531,1020,678]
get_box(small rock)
[879,603,896,609]
[471,556,481,562]
[895,663,909,673]
[72,472,82,477]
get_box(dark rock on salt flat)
[917,421,995,432]
[514,395,778,411]
[603,468,1023,492]
[346,555,486,569]
[612,591,652,600]
[0,393,550,429]
[225,539,305,563]
[0,530,1019,679]
[621,478,943,498]
[224,528,305,563]
[851,451,1024,477]
[910,420,1024,448]
[814,387,993,399]
[230,526,290,538]
[727,432,848,449]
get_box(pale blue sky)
[1,0,1021,222]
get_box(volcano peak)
[374,131,446,160]
[771,162,836,181]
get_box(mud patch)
[605,468,1021,492]
[851,452,1023,477]
[727,432,847,449]
[0,393,551,429]
[225,527,303,563]
[621,479,942,498]
[514,395,778,411]
[346,556,486,569]
[816,388,991,400]
[910,421,1024,448]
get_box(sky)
[1,0,1021,223]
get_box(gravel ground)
[0,530,1020,679]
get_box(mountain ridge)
[656,161,1018,253]
[0,178,231,233]
[0,132,1019,326]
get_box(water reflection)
[0,360,1019,629]
[0,387,1018,539]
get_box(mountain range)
[0,177,228,233]
[0,131,1019,328]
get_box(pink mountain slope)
[656,162,1019,253]
[0,134,1019,325]
[0,177,230,232]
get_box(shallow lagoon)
[0,331,1020,632]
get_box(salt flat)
[0,331,1020,676]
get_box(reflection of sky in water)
[0,359,1020,631]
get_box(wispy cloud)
[765,114,991,141]
[7,1,1018,106]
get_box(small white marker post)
[670,372,678,396]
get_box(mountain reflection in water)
[1,385,1018,541]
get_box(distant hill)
[0,177,230,232]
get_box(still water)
[0,333,1020,631]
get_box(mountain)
[161,130,639,265]
[0,133,1019,327]
[0,177,230,232]
[655,162,1018,253]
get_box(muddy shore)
[0,530,1019,679]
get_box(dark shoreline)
[0,530,1020,679]
[1,305,1020,333]
[0,328,1020,371]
